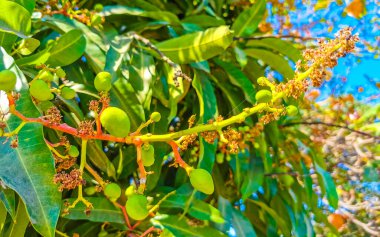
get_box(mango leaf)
[46,29,86,66]
[248,200,291,236]
[3,200,29,237]
[0,201,6,234]
[153,215,227,237]
[192,70,218,172]
[62,197,124,224]
[13,0,35,14]
[0,1,31,37]
[241,154,264,200]
[104,35,133,83]
[246,38,301,62]
[0,48,61,237]
[156,26,234,64]
[232,0,266,37]
[102,6,181,25]
[218,197,257,237]
[182,15,225,28]
[245,48,294,80]
[0,188,16,219]
[214,58,256,104]
[15,47,52,66]
[315,164,339,209]
[161,194,224,223]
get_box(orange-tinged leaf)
[345,0,366,19]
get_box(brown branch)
[281,121,379,139]
[234,35,321,41]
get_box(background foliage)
[0,0,378,237]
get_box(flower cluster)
[53,169,83,192]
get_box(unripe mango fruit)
[125,194,149,220]
[0,70,16,92]
[255,90,272,103]
[39,71,54,82]
[141,144,155,166]
[61,87,76,100]
[55,67,66,78]
[68,145,79,157]
[189,168,214,195]
[100,107,131,137]
[150,112,161,122]
[29,79,53,101]
[94,3,104,12]
[104,183,121,201]
[94,72,112,92]
[286,105,298,116]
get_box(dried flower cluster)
[45,106,62,125]
[53,169,83,192]
[277,27,359,98]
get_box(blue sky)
[267,0,380,103]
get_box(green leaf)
[245,48,294,80]
[182,15,225,28]
[62,197,124,224]
[0,201,6,234]
[248,200,291,236]
[15,47,51,66]
[153,215,227,237]
[46,29,86,66]
[102,6,181,25]
[214,58,256,104]
[104,35,133,83]
[4,200,29,237]
[0,48,61,237]
[218,197,257,237]
[246,38,301,62]
[232,0,266,37]
[161,194,224,223]
[0,1,31,37]
[315,164,339,209]
[12,0,35,14]
[0,188,16,219]
[241,154,264,200]
[192,70,218,172]
[156,26,234,64]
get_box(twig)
[234,35,320,41]
[281,121,379,139]
[130,32,192,86]
[340,210,380,236]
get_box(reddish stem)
[140,226,158,237]
[114,202,132,229]
[135,141,147,193]
[168,141,191,170]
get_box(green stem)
[136,103,268,143]
[117,146,123,177]
[179,189,197,220]
[80,139,88,172]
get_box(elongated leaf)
[182,15,225,28]
[63,197,124,224]
[241,154,264,200]
[246,38,301,62]
[47,29,86,66]
[161,194,224,223]
[153,215,227,237]
[0,48,61,237]
[232,0,266,37]
[218,197,257,237]
[245,48,294,80]
[0,188,16,219]
[104,35,133,82]
[15,47,51,66]
[249,200,291,236]
[102,6,180,25]
[0,1,31,37]
[214,58,256,104]
[192,70,218,171]
[4,200,29,237]
[13,0,35,14]
[156,26,233,64]
[315,164,339,209]
[0,201,6,234]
